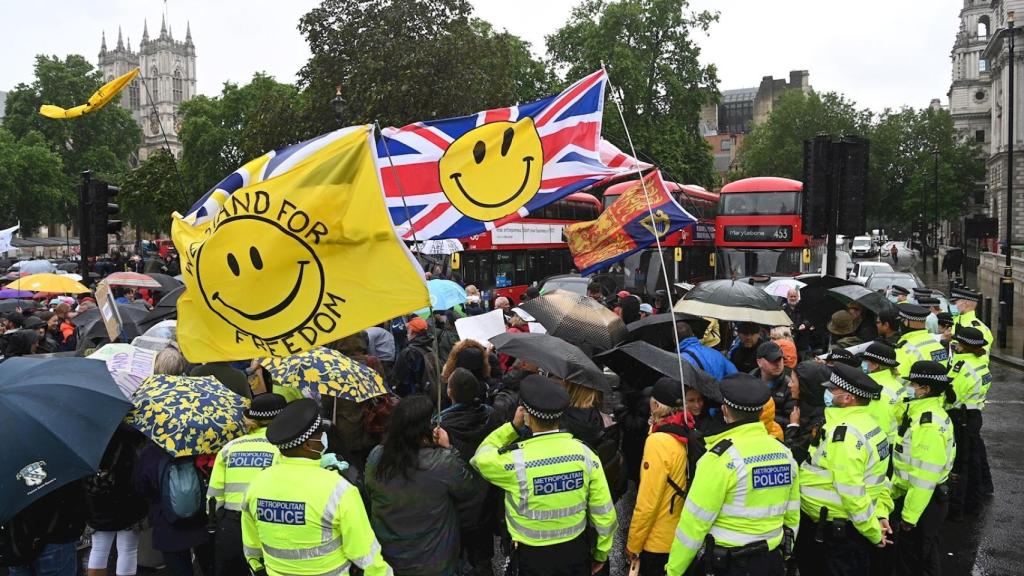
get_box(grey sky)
[2,0,961,113]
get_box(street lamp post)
[1000,11,1017,345]
[933,148,940,275]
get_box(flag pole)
[138,76,189,202]
[602,64,688,396]
[375,122,446,420]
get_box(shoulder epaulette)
[971,319,981,327]
[709,439,733,456]
[920,412,933,425]
[952,360,964,373]
[832,425,847,443]
[497,442,521,455]
[896,340,907,349]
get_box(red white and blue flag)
[377,70,632,240]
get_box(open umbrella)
[130,320,177,353]
[144,273,183,292]
[0,357,131,522]
[763,278,806,298]
[518,289,627,354]
[625,313,710,349]
[137,285,185,332]
[0,299,37,313]
[15,260,55,274]
[490,332,609,393]
[674,279,791,326]
[427,279,467,311]
[57,262,78,272]
[127,374,249,457]
[799,275,858,327]
[5,273,90,294]
[263,347,387,403]
[412,239,465,255]
[0,288,33,299]
[826,285,898,317]
[594,341,722,402]
[105,272,162,289]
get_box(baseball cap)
[756,341,783,361]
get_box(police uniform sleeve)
[241,489,265,572]
[784,455,801,538]
[336,479,391,576]
[901,422,950,526]
[469,422,521,492]
[831,431,882,544]
[666,449,729,576]
[585,444,617,563]
[208,443,228,508]
[626,433,679,555]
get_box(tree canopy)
[0,128,69,231]
[120,149,193,234]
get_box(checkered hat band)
[246,408,284,419]
[899,309,928,321]
[723,397,763,412]
[277,418,326,450]
[909,371,950,383]
[955,334,985,346]
[523,403,563,421]
[829,371,873,399]
[951,289,981,302]
[862,351,898,367]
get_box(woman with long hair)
[365,396,481,576]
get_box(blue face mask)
[904,385,918,400]
[948,304,960,316]
[823,389,835,407]
[861,361,871,374]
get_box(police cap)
[719,373,770,412]
[891,285,910,296]
[827,363,883,399]
[651,377,685,409]
[826,347,861,368]
[954,325,987,347]
[936,312,954,327]
[950,286,981,303]
[908,360,952,388]
[266,398,327,450]
[245,393,287,420]
[916,296,940,307]
[898,304,930,323]
[862,341,898,368]
[519,374,570,421]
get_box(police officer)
[862,342,906,446]
[209,393,286,576]
[241,399,389,576]
[891,285,910,304]
[950,286,992,357]
[471,375,617,576]
[666,373,799,576]
[892,361,956,576]
[895,305,947,379]
[946,326,993,520]
[797,364,893,576]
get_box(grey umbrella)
[595,341,722,402]
[490,332,609,393]
[826,285,898,317]
[517,289,627,355]
[674,279,792,326]
[144,273,182,293]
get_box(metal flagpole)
[602,64,688,394]
[138,76,188,201]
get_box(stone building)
[97,16,196,165]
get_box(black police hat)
[519,374,570,421]
[719,373,770,412]
[936,312,954,327]
[898,304,930,323]
[266,398,327,450]
[651,377,684,409]
[245,393,287,420]
[891,285,910,296]
[908,360,951,388]
[826,347,861,368]
[862,341,898,368]
[756,341,783,362]
[950,286,981,303]
[954,326,987,347]
[916,296,940,307]
[827,363,883,399]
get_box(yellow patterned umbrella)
[264,347,387,403]
[127,375,249,457]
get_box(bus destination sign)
[723,225,794,243]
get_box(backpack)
[160,459,203,522]
[399,344,437,397]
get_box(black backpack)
[655,422,706,509]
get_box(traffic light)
[88,179,122,255]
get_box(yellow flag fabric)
[39,68,140,119]
[171,126,429,362]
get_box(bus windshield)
[720,192,800,216]
[718,248,804,278]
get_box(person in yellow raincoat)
[627,378,690,576]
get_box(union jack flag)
[377,70,631,240]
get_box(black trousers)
[213,512,248,576]
[965,410,993,502]
[638,551,668,576]
[517,534,589,576]
[893,490,948,576]
[703,547,783,576]
[795,512,873,576]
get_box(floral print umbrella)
[264,347,387,403]
[128,375,249,457]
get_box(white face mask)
[317,431,329,455]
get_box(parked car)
[864,272,923,299]
[849,261,894,284]
[851,235,877,258]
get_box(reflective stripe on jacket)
[208,428,280,511]
[949,353,991,410]
[896,330,948,378]
[953,311,992,356]
[869,369,907,446]
[892,397,955,525]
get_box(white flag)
[0,224,18,253]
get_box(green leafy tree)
[737,90,872,181]
[121,149,193,235]
[546,0,719,187]
[0,128,70,231]
[297,0,554,129]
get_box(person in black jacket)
[783,361,829,464]
[85,426,149,576]
[750,341,796,430]
[2,481,87,576]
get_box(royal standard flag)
[172,126,429,362]
[39,68,139,120]
[565,170,696,276]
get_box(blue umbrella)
[0,357,131,522]
[427,279,467,311]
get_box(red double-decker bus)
[456,193,602,302]
[715,176,822,277]
[601,180,717,294]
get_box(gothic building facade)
[97,16,196,165]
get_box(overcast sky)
[1,0,963,113]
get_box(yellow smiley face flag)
[39,68,140,120]
[172,125,429,362]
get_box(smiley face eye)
[250,246,263,270]
[473,141,486,164]
[227,253,240,276]
[501,127,514,157]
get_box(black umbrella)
[137,285,184,332]
[826,285,898,317]
[57,262,78,272]
[71,303,151,329]
[625,313,710,349]
[674,279,791,326]
[799,275,857,327]
[144,273,182,292]
[518,289,627,355]
[490,332,609,393]
[0,299,38,313]
[594,341,722,403]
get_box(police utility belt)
[701,535,774,574]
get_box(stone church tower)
[949,1,992,157]
[97,16,196,165]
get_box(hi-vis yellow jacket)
[208,428,280,512]
[896,329,948,379]
[892,396,955,525]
